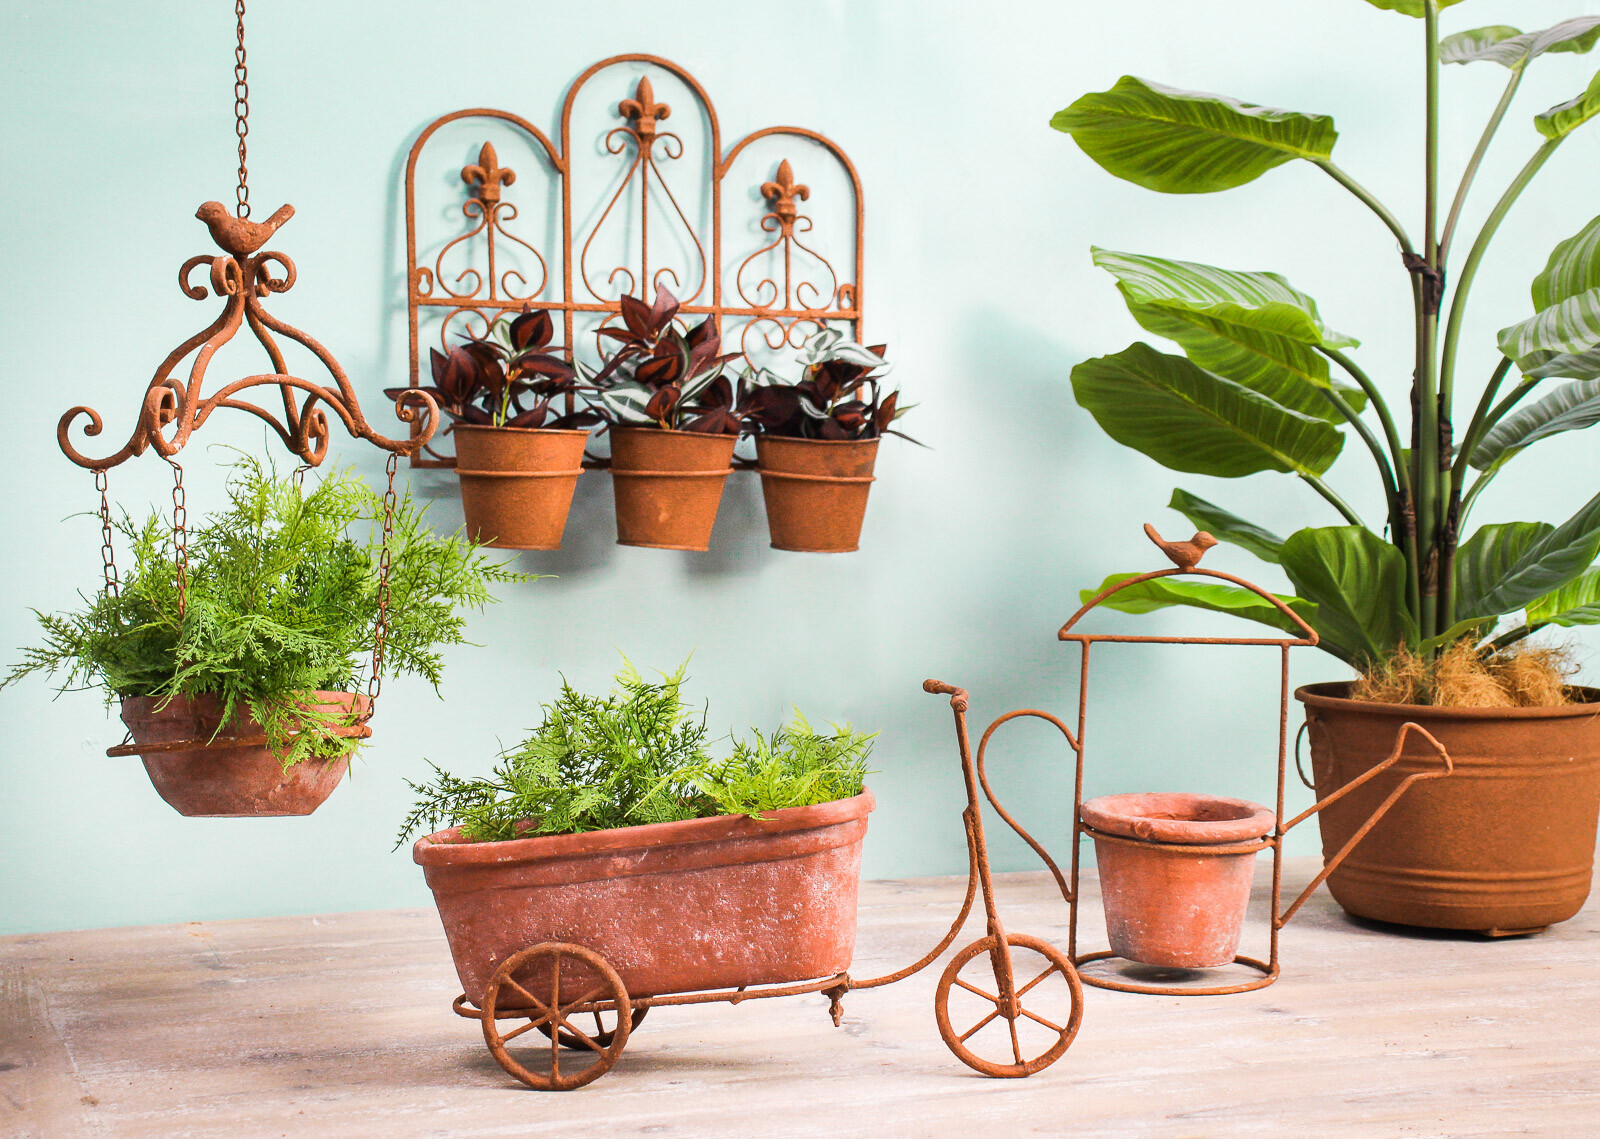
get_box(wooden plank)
[0,860,1596,1136]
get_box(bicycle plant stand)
[1033,524,1456,996]
[433,680,1083,1091]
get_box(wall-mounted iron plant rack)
[399,54,881,554]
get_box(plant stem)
[1420,1,1444,642]
[1299,473,1365,528]
[1449,357,1515,498]
[1489,621,1546,652]
[1314,161,1418,255]
[1439,67,1525,266]
[1460,466,1499,521]
[1320,388,1399,514]
[1320,348,1408,480]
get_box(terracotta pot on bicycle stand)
[608,428,736,551]
[453,424,589,550]
[119,691,370,818]
[1080,792,1276,968]
[755,436,879,553]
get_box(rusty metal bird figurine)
[195,201,295,257]
[1145,523,1218,571]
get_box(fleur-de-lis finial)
[618,76,671,142]
[461,142,517,204]
[761,160,811,234]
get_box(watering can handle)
[923,679,969,712]
[1275,719,1454,928]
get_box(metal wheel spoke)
[953,976,999,1004]
[1015,963,1059,999]
[1019,1007,1063,1033]
[503,977,545,1013]
[556,1016,602,1054]
[498,1018,547,1043]
[549,958,560,1076]
[958,1008,1001,1043]
[1008,1017,1023,1065]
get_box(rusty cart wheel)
[935,933,1083,1078]
[536,1005,649,1049]
[481,942,632,1090]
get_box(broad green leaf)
[1443,19,1600,68]
[1536,68,1600,140]
[1093,247,1362,419]
[1168,488,1285,563]
[1498,286,1600,371]
[1361,0,1469,15]
[1473,490,1600,616]
[1526,344,1600,380]
[1051,76,1337,195]
[1420,617,1498,654]
[1472,380,1600,469]
[1533,214,1600,311]
[1528,568,1600,625]
[1453,522,1555,619]
[1071,343,1345,478]
[1080,572,1319,641]
[1279,526,1416,662]
[1442,26,1524,64]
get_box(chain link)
[366,452,400,711]
[168,459,190,616]
[233,0,250,219]
[95,470,120,597]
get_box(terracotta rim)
[414,789,875,867]
[755,435,880,447]
[449,424,592,439]
[1296,681,1600,721]
[1080,792,1275,845]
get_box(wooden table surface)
[4,858,1598,1137]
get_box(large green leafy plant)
[5,454,525,765]
[1054,5,1600,675]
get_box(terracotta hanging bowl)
[608,428,735,551]
[1080,792,1275,968]
[119,691,369,817]
[415,790,874,1006]
[1298,682,1600,934]
[755,436,879,553]
[453,425,589,550]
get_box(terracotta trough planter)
[120,691,368,817]
[414,790,874,1006]
[608,428,735,551]
[1298,682,1600,934]
[755,436,879,553]
[453,425,588,550]
[1080,792,1275,968]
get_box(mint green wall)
[3,0,1598,935]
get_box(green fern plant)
[398,662,873,845]
[5,452,528,767]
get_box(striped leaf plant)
[1053,3,1600,672]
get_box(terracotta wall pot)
[120,691,368,817]
[1298,682,1600,933]
[755,436,879,553]
[414,790,874,1005]
[453,425,589,550]
[1080,792,1275,968]
[608,428,736,551]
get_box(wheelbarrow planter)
[415,791,875,1009]
[116,691,370,817]
[1298,682,1600,935]
[452,424,589,550]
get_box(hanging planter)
[584,287,744,551]
[389,306,598,551]
[743,330,913,554]
[118,692,369,818]
[454,425,588,550]
[609,428,736,550]
[1298,683,1600,935]
[1079,792,1275,968]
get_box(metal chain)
[366,452,400,711]
[233,0,250,219]
[95,470,120,597]
[168,459,190,616]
